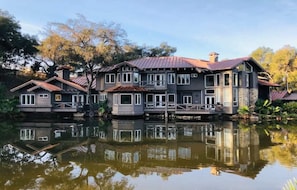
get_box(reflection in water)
[1,119,293,189]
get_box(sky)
[1,0,297,60]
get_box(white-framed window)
[216,74,220,86]
[86,94,100,104]
[183,96,192,104]
[122,66,132,71]
[233,73,238,86]
[133,73,140,83]
[39,94,48,98]
[224,73,230,86]
[246,73,250,87]
[155,74,165,86]
[120,94,132,104]
[20,129,35,140]
[146,94,154,107]
[177,74,190,85]
[147,74,154,85]
[168,73,176,84]
[99,93,107,102]
[205,74,215,87]
[21,94,35,105]
[135,94,141,105]
[233,88,238,106]
[105,74,115,83]
[168,94,175,107]
[122,73,132,83]
[72,95,84,107]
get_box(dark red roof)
[71,75,96,89]
[258,79,280,87]
[106,86,148,92]
[271,91,288,101]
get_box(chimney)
[209,52,219,62]
[56,65,71,80]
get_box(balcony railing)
[140,81,167,90]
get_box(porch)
[144,103,223,115]
[52,102,82,112]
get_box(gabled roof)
[46,76,87,92]
[71,75,96,89]
[106,86,148,93]
[98,56,266,73]
[127,56,209,70]
[207,57,264,71]
[10,80,62,92]
[271,91,288,101]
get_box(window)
[20,129,35,140]
[205,75,215,87]
[146,94,154,107]
[99,93,107,102]
[183,96,192,104]
[121,94,132,104]
[177,74,190,85]
[21,94,35,105]
[233,73,238,86]
[39,94,48,98]
[246,74,250,87]
[168,94,175,107]
[155,74,165,86]
[55,94,61,101]
[122,66,132,71]
[86,94,100,104]
[216,74,220,86]
[147,74,154,85]
[105,74,115,83]
[135,94,141,105]
[224,73,230,86]
[168,73,176,84]
[233,88,238,106]
[122,73,131,83]
[133,73,140,83]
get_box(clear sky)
[1,0,297,60]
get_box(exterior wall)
[111,93,144,116]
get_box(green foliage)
[255,99,281,116]
[0,10,38,65]
[283,102,297,113]
[238,105,250,115]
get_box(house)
[10,66,99,115]
[96,52,275,117]
[271,90,297,102]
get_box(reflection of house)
[10,66,98,115]
[97,53,276,117]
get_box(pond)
[0,118,297,190]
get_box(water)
[0,118,297,190]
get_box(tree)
[0,10,38,68]
[40,15,127,116]
[250,46,273,71]
[269,45,297,91]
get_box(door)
[205,96,215,110]
[155,94,166,107]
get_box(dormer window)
[105,74,115,83]
[122,66,132,71]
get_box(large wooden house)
[96,53,276,117]
[10,67,98,114]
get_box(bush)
[283,102,297,113]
